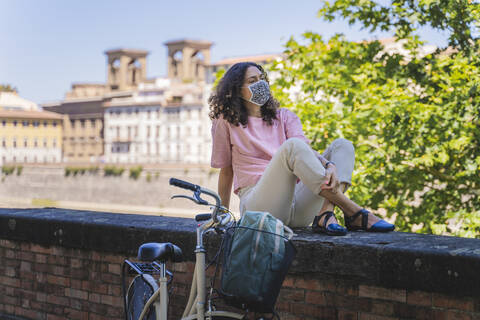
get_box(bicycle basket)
[219,211,296,314]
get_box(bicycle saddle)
[137,242,183,263]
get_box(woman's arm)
[218,165,234,209]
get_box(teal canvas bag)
[220,211,296,313]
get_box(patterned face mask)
[245,80,271,106]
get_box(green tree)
[269,0,480,237]
[0,84,17,92]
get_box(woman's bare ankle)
[346,209,382,228]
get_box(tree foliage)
[269,0,480,237]
[0,84,17,92]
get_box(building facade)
[43,97,107,163]
[103,102,210,164]
[44,40,214,164]
[0,110,62,165]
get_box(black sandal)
[344,209,395,232]
[312,211,347,236]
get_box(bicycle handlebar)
[169,177,223,221]
[169,178,199,192]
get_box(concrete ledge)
[1,208,479,297]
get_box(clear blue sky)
[0,0,448,104]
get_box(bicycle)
[122,177,246,320]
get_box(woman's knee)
[283,137,310,151]
[331,138,354,153]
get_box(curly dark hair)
[208,62,279,126]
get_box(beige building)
[105,49,148,92]
[43,48,148,163]
[44,40,214,164]
[42,97,107,163]
[103,40,212,164]
[165,39,212,83]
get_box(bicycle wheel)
[126,274,158,320]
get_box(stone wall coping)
[1,208,479,297]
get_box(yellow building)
[0,109,63,165]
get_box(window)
[22,121,29,127]
[147,126,150,137]
[116,127,120,139]
[53,139,57,148]
[34,139,38,147]
[1,139,5,147]
[156,126,160,137]
[127,126,131,139]
[33,121,39,127]
[24,138,28,147]
[2,120,6,126]
[43,121,48,127]
[91,119,96,128]
[13,120,17,127]
[70,120,75,128]
[53,121,57,127]
[81,119,85,128]
[134,126,138,137]
[13,138,17,148]
[43,138,47,147]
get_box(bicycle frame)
[135,220,244,320]
[180,221,243,320]
[129,179,245,320]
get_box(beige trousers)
[238,138,355,227]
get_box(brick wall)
[0,239,126,320]
[1,208,479,320]
[275,276,479,320]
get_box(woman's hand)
[321,165,340,192]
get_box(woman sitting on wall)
[208,62,394,235]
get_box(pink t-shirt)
[211,108,310,194]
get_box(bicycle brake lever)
[171,195,199,203]
[193,190,209,205]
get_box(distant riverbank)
[0,164,240,217]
